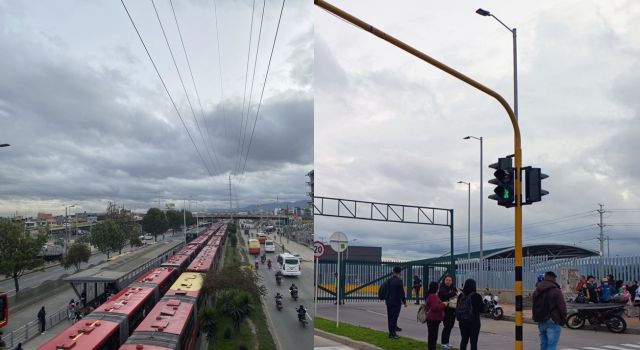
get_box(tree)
[204,265,266,300]
[90,219,120,259]
[199,305,217,342]
[216,289,253,330]
[106,202,137,248]
[165,210,182,234]
[0,219,47,292]
[128,224,143,248]
[63,241,90,271]
[185,210,196,226]
[142,208,168,241]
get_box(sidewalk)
[274,233,313,262]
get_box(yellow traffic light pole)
[315,1,524,348]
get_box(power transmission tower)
[229,176,233,222]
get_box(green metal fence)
[316,257,454,303]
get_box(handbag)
[447,296,458,309]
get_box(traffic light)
[488,157,515,207]
[524,167,549,204]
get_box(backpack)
[378,279,390,300]
[417,304,428,323]
[532,289,551,322]
[456,292,475,322]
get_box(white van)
[277,253,301,276]
[264,240,275,253]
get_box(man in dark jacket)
[385,266,407,339]
[412,275,422,305]
[38,306,46,334]
[532,271,567,350]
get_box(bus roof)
[130,299,193,336]
[37,319,119,350]
[160,254,190,269]
[164,272,203,299]
[186,255,214,273]
[135,266,177,286]
[93,286,154,316]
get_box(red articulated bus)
[186,255,214,274]
[38,286,155,349]
[119,299,197,350]
[39,319,121,350]
[129,266,178,301]
[121,273,204,350]
[160,254,191,272]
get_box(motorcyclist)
[275,292,283,306]
[275,270,283,284]
[290,283,298,298]
[261,253,266,264]
[255,260,259,270]
[297,305,307,320]
[267,259,272,269]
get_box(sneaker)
[388,335,400,339]
[441,344,451,349]
[395,327,402,332]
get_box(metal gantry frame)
[314,195,456,287]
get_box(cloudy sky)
[0,0,312,216]
[315,1,640,258]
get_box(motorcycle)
[268,260,272,270]
[482,294,504,320]
[566,303,627,333]
[275,297,283,311]
[276,275,282,286]
[297,308,308,327]
[261,254,266,264]
[255,261,259,270]
[290,288,299,301]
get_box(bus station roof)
[64,240,183,288]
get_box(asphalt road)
[253,231,314,350]
[317,302,640,350]
[0,233,181,298]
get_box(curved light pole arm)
[315,1,523,348]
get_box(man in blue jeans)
[532,271,567,350]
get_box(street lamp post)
[476,8,518,120]
[65,204,76,254]
[464,136,484,279]
[458,181,471,260]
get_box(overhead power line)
[120,0,213,178]
[168,0,222,173]
[211,0,229,149]
[151,0,219,175]
[241,0,287,174]
[235,0,257,175]
[238,0,267,175]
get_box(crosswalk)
[562,343,640,350]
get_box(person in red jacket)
[425,281,447,350]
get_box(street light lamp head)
[476,8,491,16]
[0,143,10,147]
[463,136,471,140]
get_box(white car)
[264,240,276,253]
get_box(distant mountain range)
[208,199,309,212]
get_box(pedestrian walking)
[413,275,422,305]
[15,342,23,350]
[424,282,446,350]
[37,306,46,334]
[532,271,567,350]
[384,266,407,339]
[438,274,458,349]
[80,290,87,307]
[457,279,483,350]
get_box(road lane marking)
[583,347,607,350]
[603,346,640,350]
[620,345,640,349]
[366,310,386,317]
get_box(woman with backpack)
[438,274,458,349]
[424,281,447,350]
[457,279,483,350]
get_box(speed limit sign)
[313,241,326,258]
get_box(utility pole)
[228,175,233,223]
[597,203,605,277]
[606,235,610,257]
